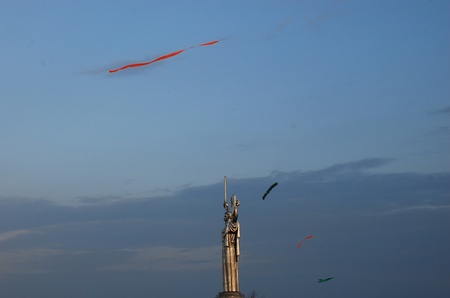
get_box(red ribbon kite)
[109,40,220,73]
[297,235,313,249]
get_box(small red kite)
[297,235,313,249]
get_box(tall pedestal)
[217,291,245,298]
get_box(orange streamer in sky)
[297,235,313,249]
[199,40,219,46]
[109,40,220,73]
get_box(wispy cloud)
[0,248,66,275]
[0,229,38,242]
[306,10,348,29]
[276,16,294,32]
[99,246,221,272]
[430,106,450,114]
[384,204,450,214]
[74,195,126,205]
[264,15,295,40]
[315,157,394,174]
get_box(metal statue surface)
[221,176,242,294]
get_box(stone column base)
[217,291,245,298]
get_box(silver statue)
[221,176,242,295]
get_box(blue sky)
[0,0,449,297]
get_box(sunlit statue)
[217,176,244,298]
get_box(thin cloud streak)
[0,229,38,242]
[430,106,450,114]
[384,204,450,214]
[99,246,221,272]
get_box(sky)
[0,0,449,297]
